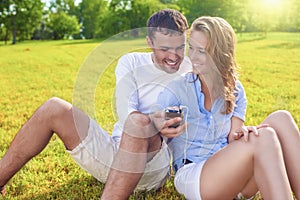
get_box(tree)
[286,0,300,31]
[100,0,179,38]
[129,0,179,28]
[177,0,245,26]
[0,0,43,44]
[48,0,78,15]
[48,11,80,39]
[0,0,10,43]
[78,0,108,39]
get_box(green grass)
[0,32,300,199]
[237,32,300,125]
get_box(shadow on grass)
[238,35,266,43]
[5,176,103,200]
[6,176,185,200]
[259,42,300,49]
[56,35,147,46]
[3,175,267,200]
[55,39,105,46]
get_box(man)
[0,9,189,198]
[101,9,190,199]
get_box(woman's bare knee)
[264,110,293,126]
[256,127,279,143]
[263,110,299,139]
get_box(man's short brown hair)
[147,9,188,40]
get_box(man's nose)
[168,50,178,60]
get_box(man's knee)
[123,112,157,139]
[128,112,151,126]
[40,97,72,122]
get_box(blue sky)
[41,0,82,7]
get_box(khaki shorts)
[67,118,171,191]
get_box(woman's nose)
[188,50,197,61]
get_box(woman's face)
[188,30,210,75]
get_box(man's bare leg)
[101,112,161,200]
[0,97,89,188]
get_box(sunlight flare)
[261,0,283,8]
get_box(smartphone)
[165,108,184,128]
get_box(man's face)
[147,32,186,74]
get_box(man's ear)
[146,36,153,48]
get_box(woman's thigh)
[200,139,256,199]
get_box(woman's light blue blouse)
[157,73,247,172]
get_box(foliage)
[78,0,108,39]
[0,32,299,199]
[96,0,177,38]
[48,11,81,39]
[0,0,44,44]
[48,0,78,15]
[177,0,238,23]
[1,0,300,43]
[286,0,300,31]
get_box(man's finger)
[164,117,182,128]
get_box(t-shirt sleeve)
[233,80,247,121]
[115,54,139,124]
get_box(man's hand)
[150,111,187,138]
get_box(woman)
[157,16,300,200]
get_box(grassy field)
[0,32,299,199]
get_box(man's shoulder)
[116,52,152,74]
[120,52,151,61]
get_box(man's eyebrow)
[159,43,185,49]
[159,45,170,48]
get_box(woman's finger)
[248,126,259,136]
[256,124,269,129]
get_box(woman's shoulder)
[234,79,246,98]
[235,79,245,91]
[168,72,195,87]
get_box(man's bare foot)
[0,186,5,196]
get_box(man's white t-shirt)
[112,52,191,139]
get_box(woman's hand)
[233,124,269,142]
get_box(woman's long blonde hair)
[191,16,238,114]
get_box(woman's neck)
[198,73,223,100]
[198,76,213,111]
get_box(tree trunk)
[4,28,8,45]
[12,15,17,44]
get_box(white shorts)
[67,118,171,191]
[175,162,255,200]
[174,161,205,200]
